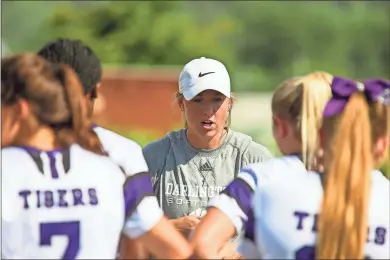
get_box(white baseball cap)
[178,57,231,101]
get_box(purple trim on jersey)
[221,177,254,216]
[241,168,258,186]
[17,146,64,179]
[123,172,155,217]
[47,151,59,179]
[18,146,64,154]
[91,123,99,129]
[244,207,255,242]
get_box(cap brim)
[182,84,231,101]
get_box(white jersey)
[246,156,389,259]
[211,155,390,259]
[1,144,162,259]
[93,125,148,176]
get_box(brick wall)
[93,68,182,135]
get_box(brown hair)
[317,88,390,259]
[174,92,235,130]
[1,53,105,155]
[271,71,333,169]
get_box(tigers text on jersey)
[93,125,149,176]
[1,145,162,259]
[211,155,389,259]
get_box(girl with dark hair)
[1,53,191,259]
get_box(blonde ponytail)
[300,72,332,169]
[272,71,332,169]
[318,93,372,259]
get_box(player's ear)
[373,135,389,166]
[18,99,31,120]
[273,115,288,138]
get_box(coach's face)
[1,103,22,148]
[180,90,231,140]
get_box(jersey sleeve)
[120,143,149,176]
[122,172,163,239]
[207,167,258,234]
[237,205,262,258]
[94,127,149,176]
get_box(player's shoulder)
[70,144,121,167]
[371,169,389,201]
[239,155,306,187]
[93,125,143,152]
[246,155,305,177]
[2,146,31,159]
[2,146,36,172]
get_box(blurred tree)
[223,1,389,90]
[3,1,388,92]
[1,1,60,52]
[42,1,239,68]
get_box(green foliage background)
[3,1,389,91]
[2,1,388,177]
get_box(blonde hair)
[174,92,235,130]
[318,88,390,259]
[271,71,333,169]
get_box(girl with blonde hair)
[191,71,333,258]
[193,75,390,259]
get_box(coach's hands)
[171,216,201,237]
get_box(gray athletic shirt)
[143,128,272,219]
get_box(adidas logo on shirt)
[199,161,213,172]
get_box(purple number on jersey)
[295,245,372,260]
[39,221,80,259]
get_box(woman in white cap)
[143,57,272,257]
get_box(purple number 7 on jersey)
[39,221,80,259]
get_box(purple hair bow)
[323,76,390,117]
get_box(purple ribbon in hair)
[323,76,390,117]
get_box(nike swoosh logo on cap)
[198,72,215,77]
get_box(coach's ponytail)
[58,64,105,155]
[317,93,372,259]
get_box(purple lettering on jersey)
[44,191,54,208]
[123,172,155,216]
[88,188,98,205]
[374,227,387,245]
[72,189,85,206]
[19,190,32,209]
[36,190,42,208]
[312,214,318,232]
[294,211,309,230]
[221,178,254,216]
[18,188,99,210]
[47,151,59,179]
[58,189,69,207]
[40,221,80,259]
[243,207,255,242]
